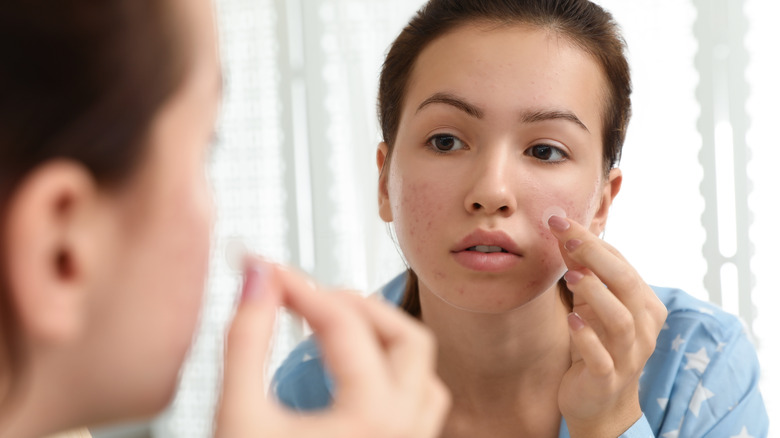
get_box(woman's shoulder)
[641,285,767,437]
[645,284,757,388]
[650,285,747,342]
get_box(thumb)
[218,260,279,424]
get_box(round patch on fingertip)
[224,236,249,271]
[542,206,567,230]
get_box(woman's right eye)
[427,134,465,153]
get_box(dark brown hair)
[377,0,632,317]
[0,0,188,397]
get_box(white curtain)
[111,0,778,436]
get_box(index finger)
[547,215,645,308]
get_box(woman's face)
[85,0,221,416]
[378,24,620,313]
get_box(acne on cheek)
[537,199,585,237]
[391,180,445,255]
[537,183,602,237]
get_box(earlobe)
[4,160,108,345]
[590,168,623,235]
[377,142,393,223]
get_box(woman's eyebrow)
[521,109,590,133]
[416,92,589,133]
[416,92,485,119]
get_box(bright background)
[92,0,780,436]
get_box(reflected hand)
[548,216,667,437]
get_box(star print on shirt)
[689,381,715,416]
[271,278,771,438]
[730,426,754,438]
[661,418,684,438]
[684,347,711,374]
[671,334,685,351]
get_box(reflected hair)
[0,0,188,399]
[376,0,632,317]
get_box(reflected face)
[91,0,221,415]
[379,24,614,313]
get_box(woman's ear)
[377,142,393,223]
[589,168,622,235]
[4,160,111,345]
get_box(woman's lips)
[452,250,521,272]
[451,229,523,272]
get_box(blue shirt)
[272,273,769,437]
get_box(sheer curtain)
[149,1,422,437]
[140,0,779,436]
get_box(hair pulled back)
[0,0,188,395]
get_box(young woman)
[273,0,769,436]
[0,1,449,437]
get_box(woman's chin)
[426,289,547,314]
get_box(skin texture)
[378,23,666,437]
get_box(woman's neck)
[0,351,92,438]
[419,282,571,437]
[0,375,47,438]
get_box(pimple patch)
[542,205,567,230]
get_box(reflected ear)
[589,168,622,235]
[4,160,110,345]
[377,142,393,223]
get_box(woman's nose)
[464,151,517,216]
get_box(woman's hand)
[215,259,450,438]
[548,215,667,437]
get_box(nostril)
[472,202,482,210]
[499,205,509,212]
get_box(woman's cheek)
[534,195,592,264]
[536,175,602,234]
[390,179,449,263]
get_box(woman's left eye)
[525,144,567,163]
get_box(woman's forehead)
[403,24,607,135]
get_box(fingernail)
[543,207,567,230]
[564,270,584,285]
[568,312,585,331]
[564,239,582,252]
[548,214,570,232]
[241,262,267,302]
